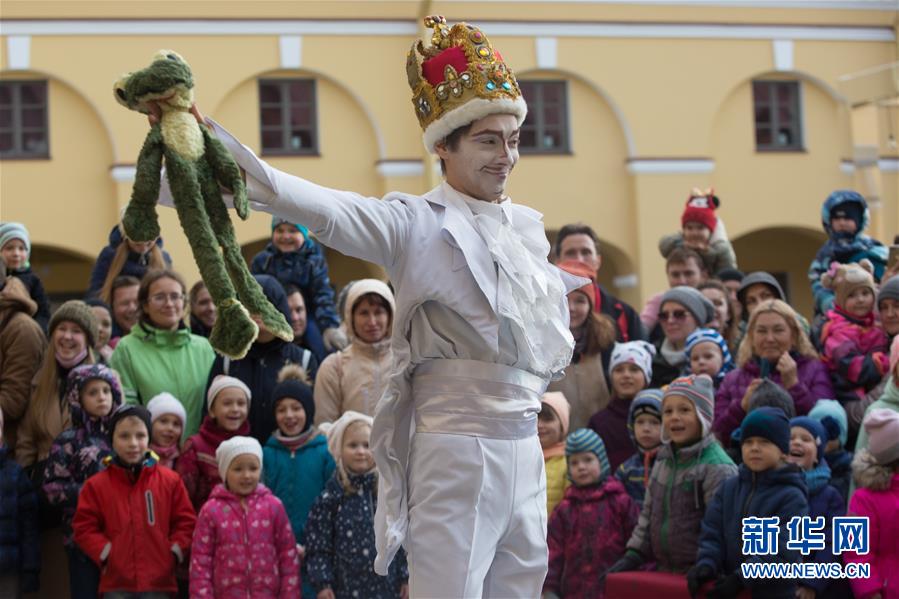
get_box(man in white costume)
[174,16,584,598]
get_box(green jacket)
[110,322,215,437]
[626,434,736,572]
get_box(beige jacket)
[547,351,611,431]
[314,279,395,425]
[0,277,47,453]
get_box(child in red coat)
[543,428,640,599]
[73,405,196,597]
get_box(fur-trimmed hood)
[852,449,896,491]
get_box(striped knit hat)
[685,328,734,380]
[662,374,715,441]
[566,428,611,483]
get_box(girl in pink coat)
[844,409,899,599]
[189,436,300,598]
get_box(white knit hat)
[146,392,187,427]
[206,375,252,411]
[215,436,263,481]
[320,410,373,462]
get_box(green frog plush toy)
[114,50,293,359]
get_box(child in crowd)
[87,222,171,304]
[73,405,196,598]
[809,399,853,503]
[809,190,887,316]
[177,376,251,510]
[0,222,50,331]
[263,365,334,599]
[787,417,849,599]
[658,189,737,276]
[589,341,654,472]
[609,375,737,574]
[844,409,899,599]
[724,379,797,465]
[251,216,346,351]
[684,328,734,388]
[0,408,40,597]
[854,336,899,456]
[543,428,639,599]
[85,299,115,362]
[819,260,890,403]
[147,392,187,470]
[42,364,122,598]
[688,408,807,599]
[539,392,571,516]
[190,436,300,598]
[615,389,663,507]
[305,411,408,599]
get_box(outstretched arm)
[123,125,164,242]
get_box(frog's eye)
[166,53,179,61]
[116,88,127,102]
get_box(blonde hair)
[737,299,817,367]
[98,227,166,305]
[338,419,374,495]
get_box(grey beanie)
[747,379,796,419]
[877,276,899,306]
[660,286,716,326]
[737,272,785,306]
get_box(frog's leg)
[166,150,258,359]
[202,127,248,220]
[197,159,294,344]
[122,125,163,242]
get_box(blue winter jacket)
[250,240,340,332]
[697,463,808,599]
[809,191,888,315]
[0,445,40,591]
[800,463,849,598]
[87,225,173,300]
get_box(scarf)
[642,446,660,489]
[804,461,832,494]
[660,338,687,368]
[273,427,317,453]
[56,348,88,370]
[543,440,566,460]
[150,443,180,469]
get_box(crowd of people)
[0,185,897,599]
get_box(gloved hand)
[707,572,743,598]
[606,551,645,574]
[686,564,716,597]
[323,327,349,351]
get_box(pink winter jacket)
[189,483,300,599]
[820,308,889,401]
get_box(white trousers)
[406,431,548,599]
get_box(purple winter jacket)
[713,353,834,445]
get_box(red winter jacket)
[177,415,251,511]
[73,457,196,594]
[545,476,640,598]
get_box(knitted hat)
[408,16,527,153]
[321,410,373,462]
[877,276,899,307]
[628,389,663,448]
[862,408,899,465]
[715,268,745,283]
[271,364,315,433]
[49,300,99,349]
[685,328,735,377]
[0,222,31,263]
[821,260,876,310]
[681,189,719,232]
[747,379,796,419]
[541,391,571,438]
[64,363,123,414]
[216,436,263,482]
[146,392,187,428]
[662,374,715,439]
[206,375,252,411]
[660,286,716,327]
[271,215,310,241]
[741,407,790,455]
[609,341,655,383]
[737,272,785,307]
[109,404,152,438]
[565,428,611,480]
[557,260,596,308]
[808,399,848,449]
[789,416,827,464]
[890,334,899,376]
